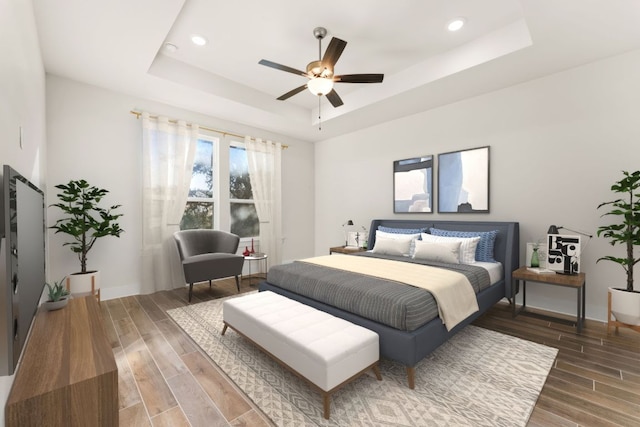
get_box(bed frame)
[259,219,519,388]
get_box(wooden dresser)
[5,296,118,426]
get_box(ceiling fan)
[259,27,384,108]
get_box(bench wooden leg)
[322,393,330,419]
[406,366,415,389]
[373,364,382,381]
[221,323,228,335]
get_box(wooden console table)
[5,296,118,426]
[512,266,586,333]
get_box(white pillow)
[372,236,412,256]
[413,240,461,264]
[420,233,481,264]
[376,230,421,256]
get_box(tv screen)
[0,165,46,375]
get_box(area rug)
[167,293,558,426]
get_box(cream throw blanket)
[301,255,479,331]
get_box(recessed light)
[164,43,178,53]
[191,34,207,46]
[447,18,466,32]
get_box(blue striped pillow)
[429,228,499,263]
[378,226,428,235]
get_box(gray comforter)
[265,252,491,331]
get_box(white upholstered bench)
[221,290,381,419]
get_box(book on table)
[527,267,556,274]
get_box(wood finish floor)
[101,278,640,427]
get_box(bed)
[259,219,519,388]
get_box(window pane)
[189,139,213,198]
[229,146,253,199]
[230,203,259,238]
[181,201,213,230]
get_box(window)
[229,144,259,238]
[181,137,259,238]
[181,139,214,230]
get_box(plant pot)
[43,297,69,311]
[66,271,100,300]
[609,287,640,326]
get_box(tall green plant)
[596,170,640,292]
[50,180,124,273]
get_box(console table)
[5,296,118,426]
[512,266,586,332]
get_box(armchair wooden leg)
[235,275,240,293]
[188,283,193,302]
[209,280,212,288]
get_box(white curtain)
[141,113,198,293]
[245,136,282,267]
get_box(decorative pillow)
[421,233,481,264]
[413,240,461,264]
[372,236,412,256]
[376,230,421,256]
[429,228,499,263]
[377,226,428,235]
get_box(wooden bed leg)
[406,366,415,389]
[323,393,330,419]
[221,324,228,335]
[372,364,382,381]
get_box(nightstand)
[512,266,586,332]
[329,246,367,255]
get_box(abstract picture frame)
[393,155,433,213]
[547,234,581,274]
[438,146,490,213]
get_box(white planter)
[609,287,640,326]
[66,271,100,300]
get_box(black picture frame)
[438,146,490,213]
[393,155,433,213]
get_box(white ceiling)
[33,0,640,142]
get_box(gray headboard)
[368,219,520,297]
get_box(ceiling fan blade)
[259,59,307,77]
[325,89,344,108]
[335,74,384,83]
[321,37,347,69]
[277,84,308,101]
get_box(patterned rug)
[167,293,558,426]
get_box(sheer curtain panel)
[141,113,198,293]
[245,136,283,267]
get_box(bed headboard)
[368,219,519,297]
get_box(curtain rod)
[129,110,288,149]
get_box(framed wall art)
[438,146,489,213]
[393,155,433,213]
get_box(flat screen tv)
[0,165,46,375]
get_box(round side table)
[243,253,268,286]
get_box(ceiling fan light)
[307,77,334,96]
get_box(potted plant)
[50,180,124,299]
[43,279,70,311]
[597,170,640,331]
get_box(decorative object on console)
[546,234,581,274]
[546,225,593,275]
[243,246,251,257]
[526,242,548,268]
[49,179,125,302]
[43,278,70,311]
[530,245,540,267]
[438,146,490,213]
[341,219,354,246]
[393,155,433,213]
[596,170,640,332]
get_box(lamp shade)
[307,77,334,96]
[547,225,560,234]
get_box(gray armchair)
[173,229,245,302]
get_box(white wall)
[315,48,640,322]
[0,0,47,420]
[46,75,315,299]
